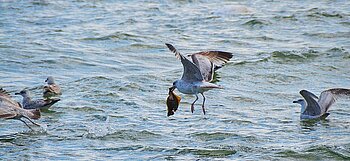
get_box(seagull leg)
[18,118,34,130]
[22,115,40,127]
[201,93,206,115]
[191,94,199,113]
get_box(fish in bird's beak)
[166,87,181,117]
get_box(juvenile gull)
[293,88,350,119]
[166,43,233,114]
[43,76,62,99]
[16,89,60,110]
[0,88,40,129]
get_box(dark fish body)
[166,90,181,117]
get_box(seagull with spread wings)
[293,88,350,119]
[0,88,41,129]
[166,43,233,114]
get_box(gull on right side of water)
[16,89,60,110]
[293,88,350,119]
[166,43,233,114]
[0,88,41,130]
[43,76,62,99]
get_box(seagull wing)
[25,99,48,109]
[0,104,18,119]
[190,51,233,82]
[318,88,350,113]
[300,90,322,116]
[0,88,21,107]
[44,84,61,94]
[165,43,203,82]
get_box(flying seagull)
[293,88,350,119]
[43,76,62,99]
[0,88,41,129]
[166,43,233,114]
[16,89,60,110]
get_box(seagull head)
[293,99,307,113]
[172,80,179,89]
[15,89,30,98]
[293,99,305,105]
[45,76,55,85]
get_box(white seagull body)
[293,88,350,119]
[166,43,233,114]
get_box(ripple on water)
[243,19,271,28]
[307,8,345,19]
[86,129,161,141]
[81,32,147,42]
[191,132,258,143]
[270,50,319,61]
[277,145,350,160]
[176,148,237,157]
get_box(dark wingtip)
[53,98,61,103]
[327,88,350,95]
[220,51,233,59]
[299,90,308,95]
[165,43,175,52]
[0,88,10,95]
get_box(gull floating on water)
[293,88,350,119]
[166,43,233,114]
[43,76,62,99]
[0,88,41,129]
[16,89,60,110]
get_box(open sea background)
[0,0,349,160]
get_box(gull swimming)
[166,43,233,114]
[43,76,62,99]
[293,88,350,119]
[0,88,41,129]
[16,89,60,110]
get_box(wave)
[176,148,237,157]
[303,32,350,38]
[81,32,147,42]
[192,132,258,142]
[85,129,161,141]
[243,19,271,27]
[307,8,345,18]
[277,145,350,160]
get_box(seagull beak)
[15,92,20,95]
[169,86,175,92]
[292,100,298,103]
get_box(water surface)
[0,0,349,160]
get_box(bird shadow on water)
[299,118,331,131]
